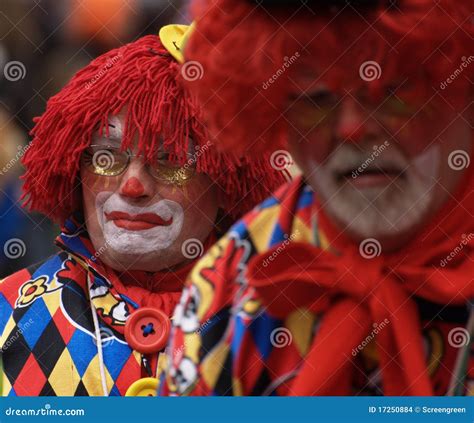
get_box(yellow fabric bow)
[159,22,195,64]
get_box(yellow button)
[125,377,159,397]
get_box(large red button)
[124,308,171,354]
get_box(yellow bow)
[159,22,196,64]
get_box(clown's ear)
[159,23,196,64]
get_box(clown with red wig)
[163,0,474,396]
[0,26,284,396]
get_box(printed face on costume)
[285,66,473,249]
[80,114,219,272]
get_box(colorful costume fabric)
[162,178,474,396]
[0,213,202,396]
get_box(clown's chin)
[319,176,435,242]
[98,241,182,273]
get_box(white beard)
[308,144,441,238]
[95,191,184,255]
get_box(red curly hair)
[184,0,473,154]
[21,35,286,223]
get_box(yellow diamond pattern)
[48,348,81,395]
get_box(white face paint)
[95,191,184,255]
[308,144,441,238]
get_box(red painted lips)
[105,211,173,231]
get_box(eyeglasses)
[287,87,420,130]
[81,145,196,185]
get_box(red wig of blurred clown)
[183,0,473,154]
[21,34,286,223]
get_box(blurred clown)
[0,25,284,396]
[163,0,474,396]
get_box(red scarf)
[97,260,195,320]
[247,166,474,395]
[88,232,217,325]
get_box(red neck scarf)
[247,165,474,396]
[102,260,196,317]
[91,232,217,319]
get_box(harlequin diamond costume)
[162,1,474,396]
[0,25,284,396]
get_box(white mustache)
[324,143,408,175]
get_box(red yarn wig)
[184,0,473,154]
[22,35,286,223]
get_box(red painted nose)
[121,177,145,198]
[338,120,367,143]
[336,100,368,143]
